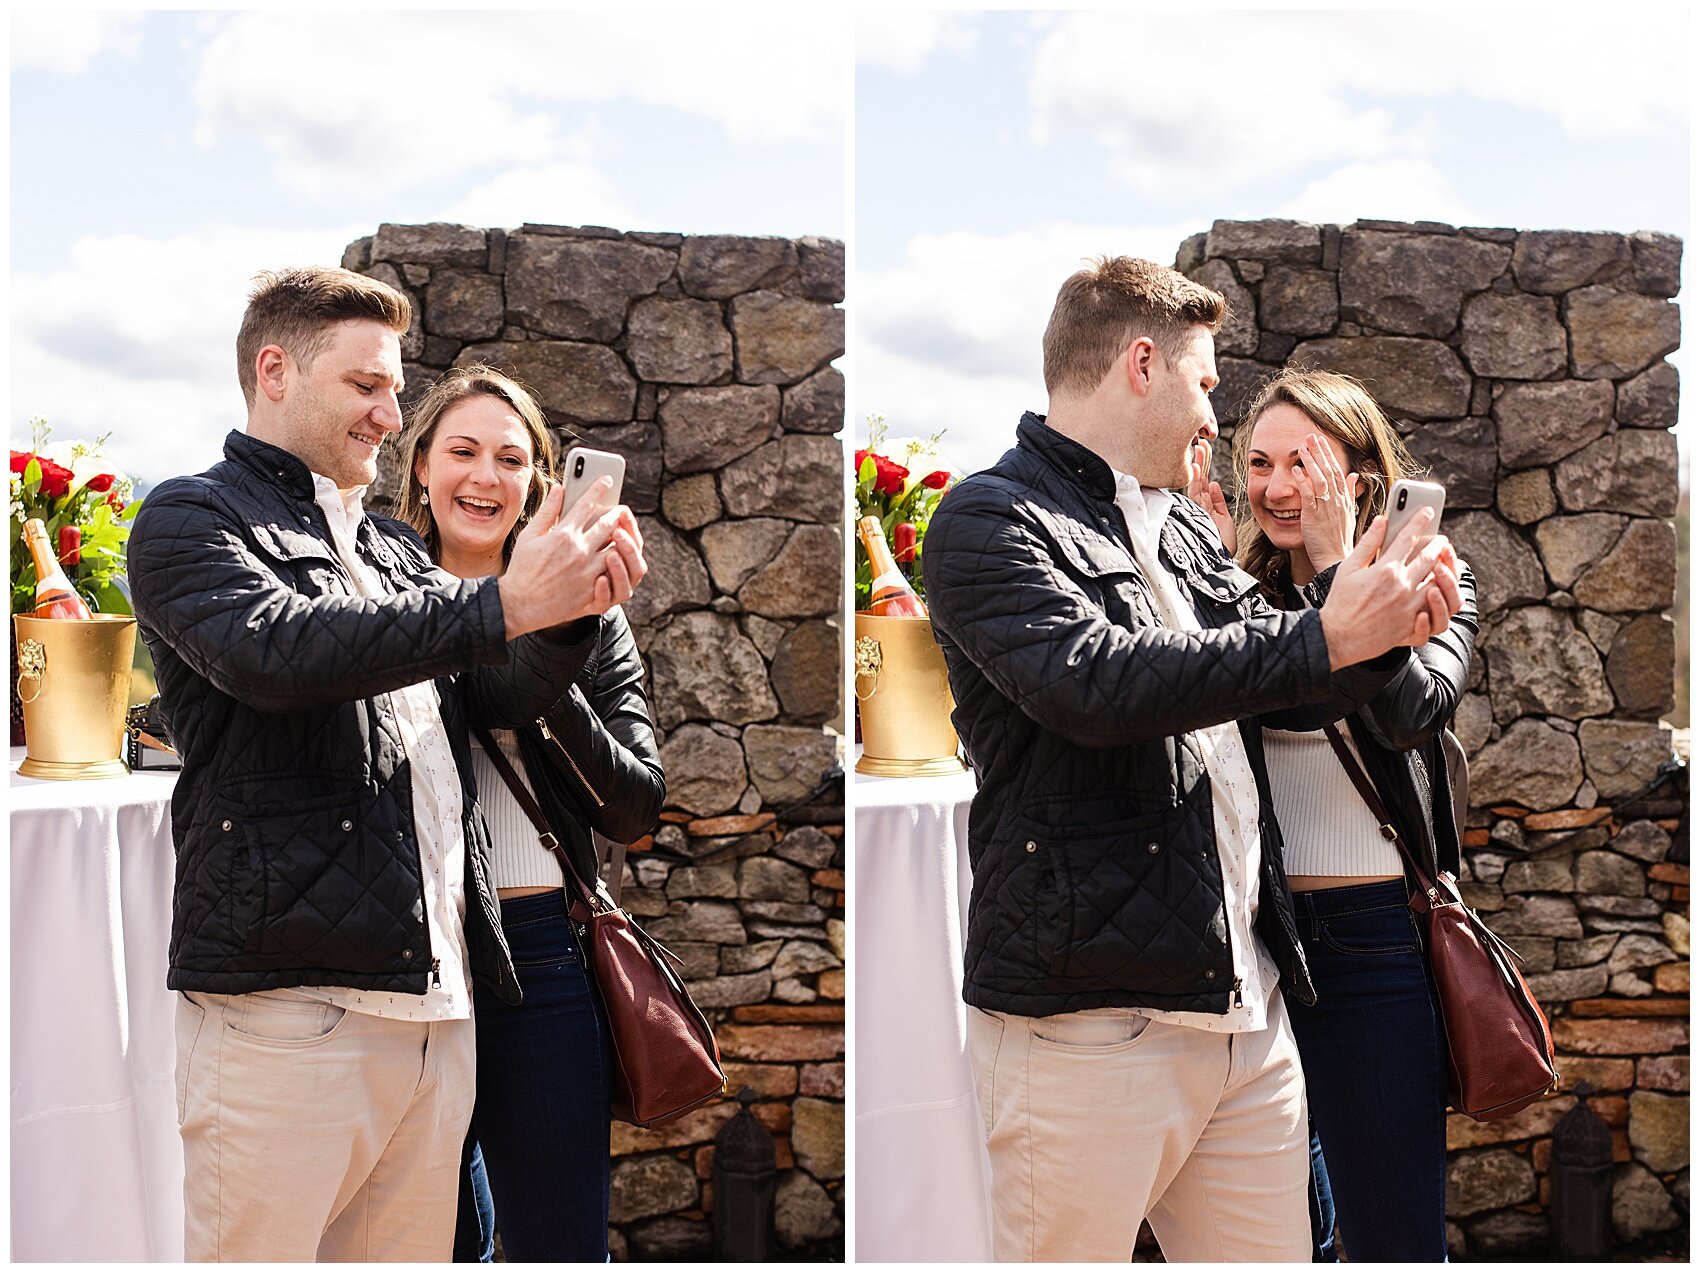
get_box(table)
[852,761,995,1262]
[11,749,184,1262]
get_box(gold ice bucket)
[13,614,138,780]
[854,612,965,778]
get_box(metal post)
[713,1088,776,1261]
[1549,1082,1614,1260]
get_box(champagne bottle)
[857,515,927,618]
[22,518,93,620]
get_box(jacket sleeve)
[533,608,665,843]
[923,482,1344,747]
[129,479,510,713]
[1351,562,1479,752]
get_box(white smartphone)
[560,446,626,518]
[1384,478,1445,546]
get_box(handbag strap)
[474,728,602,920]
[1321,723,1440,898]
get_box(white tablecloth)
[10,749,184,1262]
[853,762,994,1262]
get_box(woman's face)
[413,394,535,562]
[1244,402,1355,553]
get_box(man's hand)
[497,479,650,639]
[1185,438,1236,553]
[1317,507,1462,669]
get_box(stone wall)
[344,222,847,1260]
[1177,219,1686,1258]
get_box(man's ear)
[1124,337,1158,398]
[254,345,290,404]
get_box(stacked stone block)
[344,223,847,1260]
[1177,219,1686,1258]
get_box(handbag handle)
[474,727,603,921]
[1321,723,1442,899]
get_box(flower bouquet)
[852,413,958,609]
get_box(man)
[922,257,1461,1262]
[128,267,645,1261]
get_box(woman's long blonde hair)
[394,364,559,564]
[1231,367,1424,597]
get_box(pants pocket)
[224,990,349,1048]
[175,992,208,1127]
[1029,1007,1153,1052]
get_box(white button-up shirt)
[1112,474,1280,1033]
[288,475,472,1021]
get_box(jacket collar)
[222,429,318,502]
[1016,412,1118,502]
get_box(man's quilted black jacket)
[130,430,599,1001]
[922,413,1404,1018]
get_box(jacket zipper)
[431,957,442,989]
[537,718,605,808]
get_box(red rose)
[871,454,909,496]
[919,469,951,489]
[84,473,116,493]
[10,451,32,476]
[106,491,126,515]
[57,526,82,566]
[36,457,74,499]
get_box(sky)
[10,10,848,487]
[855,10,1691,476]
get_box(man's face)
[1136,325,1219,489]
[273,319,404,489]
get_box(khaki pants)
[175,989,476,1262]
[968,994,1310,1262]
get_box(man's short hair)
[1042,256,1227,398]
[237,267,412,407]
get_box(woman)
[1200,367,1476,1262]
[395,365,665,1262]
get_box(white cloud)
[857,12,978,73]
[437,162,637,231]
[192,12,846,197]
[1278,158,1477,228]
[11,226,363,485]
[11,12,142,74]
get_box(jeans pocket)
[1029,1007,1153,1052]
[175,992,208,1127]
[1319,905,1421,957]
[225,990,349,1048]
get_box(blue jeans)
[1286,880,1449,1263]
[452,890,615,1263]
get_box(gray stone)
[1445,1149,1535,1217]
[621,886,670,918]
[1485,892,1584,939]
[621,518,710,629]
[721,939,783,973]
[647,612,778,729]
[683,970,771,1008]
[609,1154,700,1224]
[677,235,797,299]
[1403,417,1496,510]
[1612,821,1672,864]
[730,292,844,384]
[739,856,811,903]
[1616,361,1679,429]
[740,525,842,619]
[1628,1093,1689,1173]
[1288,337,1471,418]
[1626,231,1683,297]
[1191,260,1258,356]
[772,940,842,981]
[720,435,843,522]
[742,614,786,660]
[1579,610,1622,652]
[795,236,846,303]
[1666,912,1690,956]
[1483,608,1612,723]
[1204,219,1322,264]
[1464,1210,1549,1258]
[666,864,739,899]
[423,269,503,340]
[628,1216,712,1262]
[1454,692,1493,755]
[670,941,722,981]
[1259,266,1337,335]
[1534,514,1627,590]
[626,296,732,384]
[1584,915,1667,935]
[657,384,781,475]
[743,899,827,923]
[503,234,675,341]
[1511,229,1630,293]
[455,340,635,422]
[1471,719,1583,811]
[1613,1162,1679,1240]
[341,236,373,272]
[792,1098,845,1179]
[662,473,721,531]
[1558,934,1619,967]
[571,420,663,513]
[772,826,837,870]
[1575,851,1647,897]
[1501,857,1575,893]
[1460,291,1567,379]
[1574,519,1677,613]
[1207,356,1272,427]
[1448,514,1547,616]
[1338,231,1509,336]
[1608,934,1676,973]
[647,899,746,946]
[744,724,839,805]
[773,975,819,1003]
[1555,430,1680,516]
[775,1170,841,1249]
[1607,615,1676,716]
[372,222,488,268]
[1497,469,1556,524]
[1493,378,1615,468]
[771,621,840,726]
[1173,231,1208,274]
[700,518,792,594]
[420,334,460,367]
[1578,721,1673,800]
[782,366,845,434]
[1565,286,1682,379]
[1460,881,1505,911]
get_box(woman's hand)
[1293,432,1358,574]
[1184,438,1236,554]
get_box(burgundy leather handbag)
[1324,725,1559,1121]
[477,730,727,1127]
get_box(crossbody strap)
[474,728,601,918]
[1321,722,1439,896]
